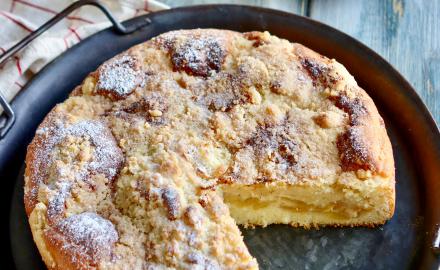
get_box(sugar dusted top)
[24,29,394,270]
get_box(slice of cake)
[24,29,395,269]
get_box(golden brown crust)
[333,90,394,176]
[24,29,395,270]
[292,43,394,177]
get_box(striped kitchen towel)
[0,0,168,110]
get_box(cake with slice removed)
[24,29,395,269]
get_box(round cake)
[24,29,395,270]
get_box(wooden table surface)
[162,0,440,125]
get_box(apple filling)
[220,182,379,227]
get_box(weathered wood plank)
[161,0,309,15]
[309,0,440,123]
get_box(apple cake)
[24,29,395,269]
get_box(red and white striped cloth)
[0,0,168,109]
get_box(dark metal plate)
[3,5,439,270]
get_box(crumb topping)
[169,35,226,77]
[331,95,368,126]
[329,94,376,172]
[243,31,271,47]
[161,187,181,220]
[119,92,168,124]
[337,126,375,172]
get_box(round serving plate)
[3,5,439,270]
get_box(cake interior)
[220,179,394,228]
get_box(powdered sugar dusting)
[168,35,226,77]
[183,145,210,178]
[70,121,123,178]
[337,126,372,171]
[251,123,322,178]
[36,119,123,183]
[190,73,250,112]
[119,92,168,125]
[27,118,123,215]
[97,55,141,99]
[53,212,118,262]
[331,95,368,126]
[186,252,221,270]
[224,120,329,184]
[250,125,299,169]
[161,187,181,220]
[331,94,374,172]
[47,181,71,223]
